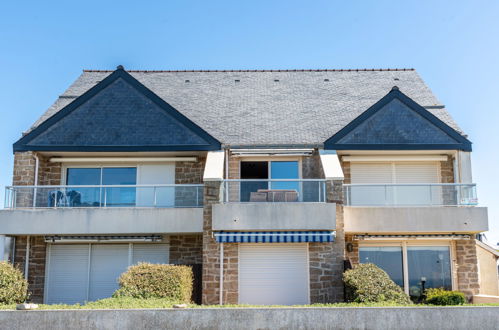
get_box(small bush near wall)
[0,262,28,304]
[343,263,412,305]
[424,288,466,306]
[114,263,193,303]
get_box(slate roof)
[28,69,464,146]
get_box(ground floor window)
[358,246,404,287]
[359,243,452,300]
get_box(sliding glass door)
[66,167,137,207]
[359,246,404,287]
[239,161,299,202]
[407,246,452,299]
[359,243,452,300]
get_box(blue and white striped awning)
[214,231,335,243]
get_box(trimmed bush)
[424,288,466,305]
[113,263,193,303]
[0,262,28,304]
[343,263,412,305]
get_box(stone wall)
[440,158,455,183]
[302,151,324,179]
[341,161,351,184]
[169,234,203,265]
[175,158,206,184]
[13,236,47,303]
[456,239,480,300]
[345,235,359,266]
[202,181,238,304]
[308,179,346,303]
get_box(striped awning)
[214,231,335,243]
[354,234,471,241]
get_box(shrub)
[113,263,193,303]
[0,262,28,304]
[343,263,412,305]
[424,288,466,305]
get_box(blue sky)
[0,1,498,245]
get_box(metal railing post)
[32,187,37,209]
[153,187,157,207]
[104,188,107,207]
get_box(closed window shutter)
[349,161,441,206]
[350,163,393,184]
[132,244,169,265]
[88,244,129,301]
[393,162,440,184]
[45,245,90,305]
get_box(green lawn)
[0,297,498,310]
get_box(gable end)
[324,87,472,151]
[13,67,221,152]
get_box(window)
[66,167,137,207]
[359,246,404,287]
[407,246,452,299]
[359,243,452,300]
[239,161,299,202]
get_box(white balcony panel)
[344,206,488,234]
[0,208,203,235]
[213,203,336,231]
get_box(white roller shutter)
[239,244,309,305]
[45,245,90,305]
[132,244,169,264]
[88,244,129,301]
[351,163,393,184]
[46,243,169,304]
[350,162,440,205]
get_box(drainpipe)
[32,153,40,208]
[219,242,224,305]
[24,236,30,280]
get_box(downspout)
[219,147,229,305]
[32,153,40,208]
[219,242,224,305]
[25,236,30,280]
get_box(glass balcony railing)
[222,179,327,203]
[343,183,478,207]
[4,184,204,209]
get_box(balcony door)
[66,167,137,207]
[240,161,299,202]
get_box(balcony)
[213,179,335,231]
[342,183,488,234]
[5,184,204,209]
[222,179,327,203]
[343,183,478,207]
[0,184,204,235]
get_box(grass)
[0,297,498,310]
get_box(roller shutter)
[239,243,309,305]
[45,243,169,304]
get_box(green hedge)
[424,288,466,305]
[0,262,28,304]
[343,263,412,305]
[113,263,193,303]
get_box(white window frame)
[358,240,456,295]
